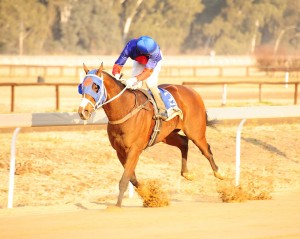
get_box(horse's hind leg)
[163,131,194,180]
[192,137,225,180]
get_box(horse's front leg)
[116,151,139,188]
[117,149,141,207]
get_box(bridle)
[79,71,151,125]
[79,73,128,110]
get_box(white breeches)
[132,58,163,89]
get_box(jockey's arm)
[112,64,123,75]
[112,40,135,75]
[136,68,153,81]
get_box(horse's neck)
[102,71,124,99]
[102,72,135,120]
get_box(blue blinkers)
[78,69,107,106]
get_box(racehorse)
[78,63,224,207]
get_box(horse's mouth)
[78,107,92,120]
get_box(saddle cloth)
[150,88,183,121]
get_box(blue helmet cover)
[137,36,158,54]
[78,69,106,104]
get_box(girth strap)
[147,98,161,147]
[138,89,162,147]
[108,88,161,148]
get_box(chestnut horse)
[78,63,224,207]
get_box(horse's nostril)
[78,108,86,119]
[84,110,90,117]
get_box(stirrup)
[153,114,166,120]
[153,110,168,121]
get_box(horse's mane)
[102,70,126,89]
[102,70,117,80]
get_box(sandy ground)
[1,120,300,238]
[0,191,299,239]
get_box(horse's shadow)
[241,137,287,158]
[74,201,143,210]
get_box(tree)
[124,0,203,54]
[184,0,225,54]
[270,0,300,55]
[200,0,261,54]
[60,0,122,54]
[0,0,48,54]
[0,0,299,55]
[120,0,144,43]
[186,0,300,55]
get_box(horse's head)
[77,63,107,120]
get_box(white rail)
[206,105,300,120]
[0,110,108,128]
[1,106,300,208]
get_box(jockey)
[112,36,168,120]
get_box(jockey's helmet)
[137,36,158,55]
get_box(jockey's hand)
[115,73,121,80]
[126,77,139,90]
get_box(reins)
[82,72,150,125]
[97,85,128,109]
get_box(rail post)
[55,85,59,111]
[222,84,227,106]
[11,85,15,112]
[295,83,298,105]
[7,127,21,208]
[285,71,289,88]
[193,67,196,77]
[219,66,223,77]
[259,83,262,103]
[246,66,250,77]
[235,119,247,186]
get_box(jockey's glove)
[126,77,139,90]
[115,73,121,80]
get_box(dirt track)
[1,191,300,239]
[1,120,300,238]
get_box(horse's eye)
[93,83,100,93]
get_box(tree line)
[0,0,299,56]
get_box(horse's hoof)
[106,205,123,212]
[182,172,195,181]
[214,170,225,180]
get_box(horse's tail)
[206,112,221,129]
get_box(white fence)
[1,106,300,208]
